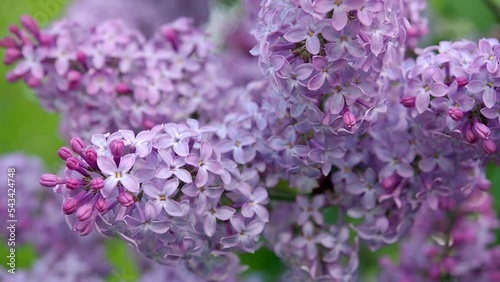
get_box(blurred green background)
[1,0,500,281]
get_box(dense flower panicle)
[1,16,230,140]
[0,153,111,281]
[399,39,500,158]
[66,0,212,37]
[379,189,500,282]
[40,120,270,279]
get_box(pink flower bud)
[477,177,491,191]
[110,139,125,158]
[8,25,20,36]
[473,121,491,140]
[90,178,104,190]
[75,220,94,236]
[343,111,356,128]
[76,204,93,221]
[77,50,87,65]
[448,108,464,121]
[482,139,497,154]
[58,147,73,160]
[66,157,80,170]
[63,198,78,214]
[66,178,81,190]
[26,75,41,88]
[86,149,98,165]
[455,77,468,88]
[116,83,131,94]
[118,192,135,207]
[20,15,40,36]
[465,124,478,143]
[400,96,416,107]
[382,175,398,191]
[96,198,107,212]
[162,27,177,43]
[67,70,82,90]
[70,137,85,153]
[40,174,60,187]
[39,33,53,47]
[4,48,22,64]
[0,36,17,48]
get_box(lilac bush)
[2,0,500,281]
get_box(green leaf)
[104,238,140,282]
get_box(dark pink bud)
[40,174,60,187]
[116,82,131,94]
[58,147,73,160]
[96,198,107,212]
[0,36,17,48]
[343,111,356,128]
[465,124,478,143]
[86,149,98,165]
[118,192,135,207]
[70,137,85,154]
[473,121,491,140]
[4,48,22,64]
[66,157,80,170]
[76,204,93,221]
[75,220,94,236]
[67,70,82,90]
[63,198,78,215]
[162,27,177,43]
[477,177,491,191]
[66,178,81,190]
[448,108,464,121]
[39,33,53,47]
[400,96,416,107]
[455,77,468,88]
[382,175,398,191]
[26,75,41,88]
[482,139,497,154]
[90,178,104,190]
[143,119,155,129]
[6,72,21,83]
[77,50,87,65]
[8,25,20,36]
[110,139,125,158]
[20,15,40,36]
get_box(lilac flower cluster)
[251,0,415,135]
[0,16,229,140]
[0,153,110,281]
[379,189,500,282]
[39,120,269,279]
[399,39,500,157]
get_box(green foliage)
[0,242,38,270]
[105,238,141,282]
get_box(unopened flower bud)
[382,175,398,191]
[90,178,104,190]
[343,111,356,128]
[63,198,79,214]
[465,124,477,143]
[76,204,93,221]
[400,96,416,107]
[473,121,491,140]
[448,108,464,121]
[67,70,82,90]
[455,77,468,88]
[66,178,81,190]
[40,174,60,187]
[118,192,135,207]
[58,147,73,160]
[116,83,131,94]
[482,139,497,154]
[20,15,40,36]
[111,139,125,158]
[4,48,22,64]
[86,149,98,165]
[96,198,107,212]
[70,137,85,154]
[75,220,93,236]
